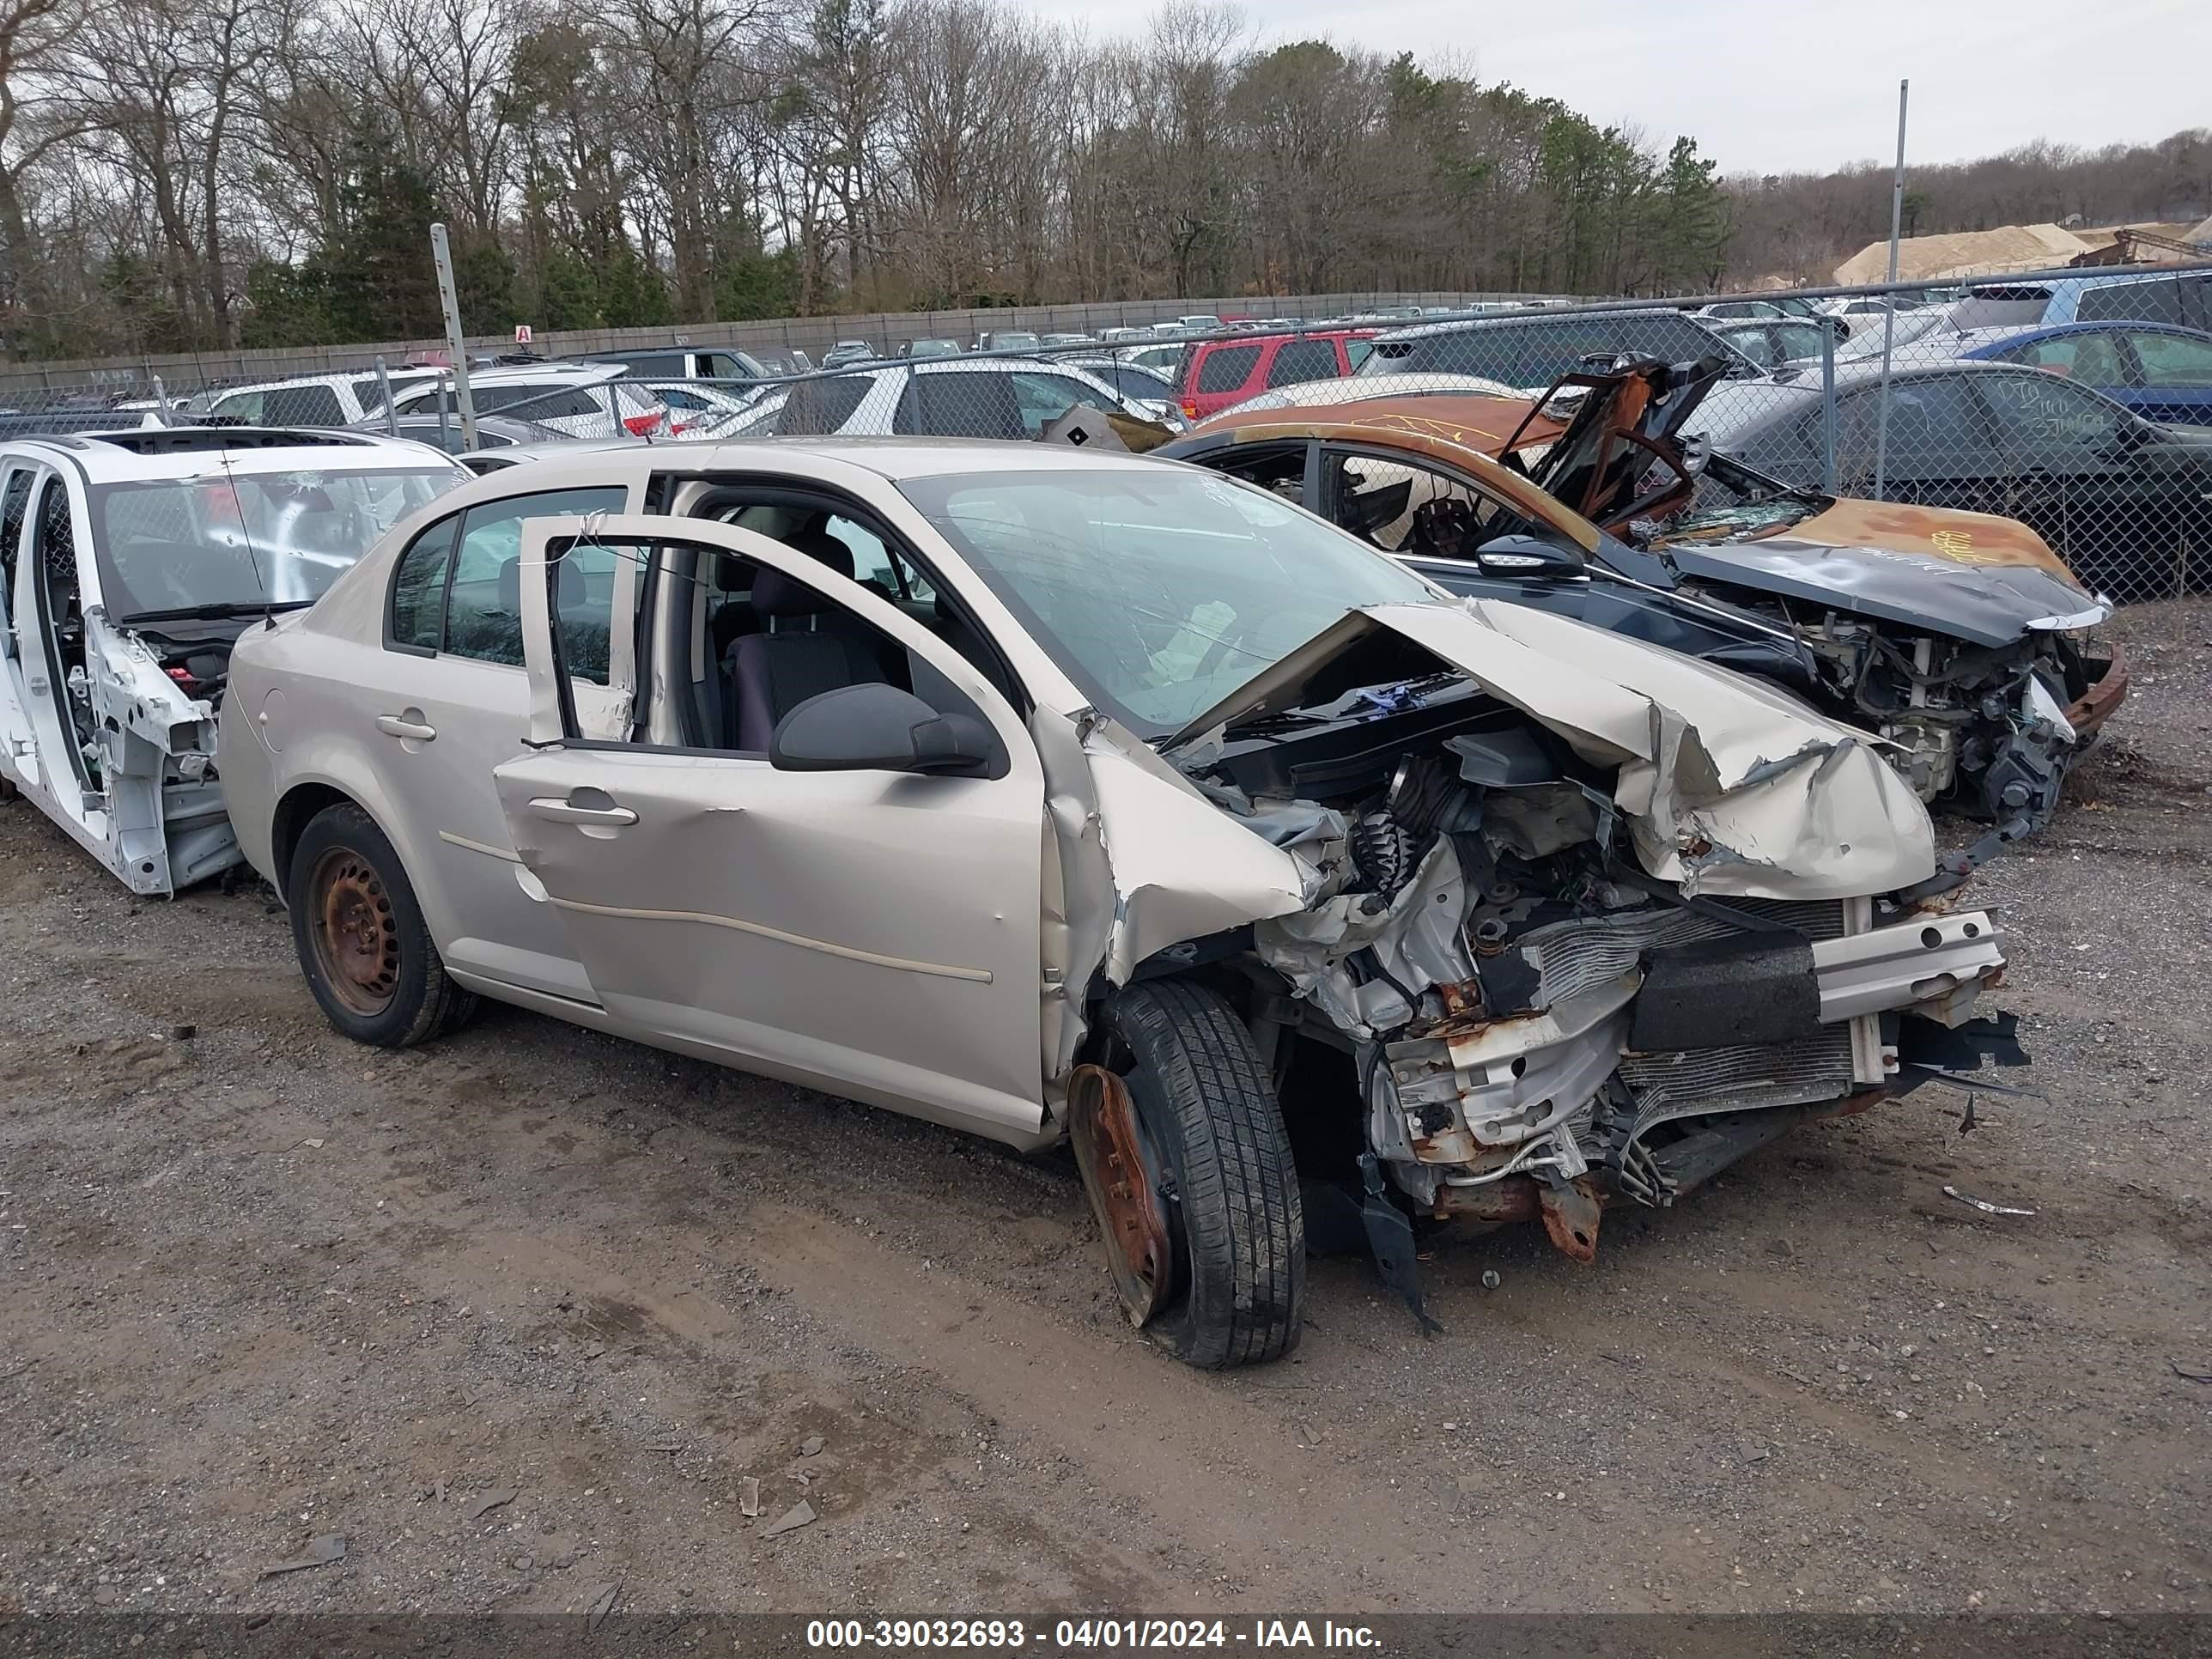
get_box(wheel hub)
[1067,1064,1173,1328]
[312,850,400,1016]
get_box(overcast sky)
[1024,0,2209,176]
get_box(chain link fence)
[3,267,2208,604]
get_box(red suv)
[1173,330,1376,421]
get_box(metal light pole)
[1871,79,1909,502]
[429,222,477,450]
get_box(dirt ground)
[2,602,2209,1625]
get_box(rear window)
[892,374,1024,441]
[1194,345,1262,394]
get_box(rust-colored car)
[1163,360,2127,859]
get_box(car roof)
[0,425,464,482]
[209,368,437,396]
[1371,307,1718,340]
[1194,392,1556,449]
[463,434,1176,489]
[443,362,623,386]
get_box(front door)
[490,514,1048,1144]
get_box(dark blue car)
[1953,320,2212,428]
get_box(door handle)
[375,713,437,742]
[526,796,638,827]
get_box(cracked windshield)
[898,467,1434,736]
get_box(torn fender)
[1081,716,1323,986]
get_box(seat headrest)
[495,552,586,615]
[787,526,855,580]
[750,564,830,618]
[750,526,858,618]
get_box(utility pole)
[429,222,477,450]
[1871,79,1909,502]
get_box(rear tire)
[287,803,477,1048]
[1104,980,1304,1368]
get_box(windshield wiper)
[122,600,313,624]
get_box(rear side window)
[2130,331,2212,385]
[262,385,346,425]
[388,513,462,650]
[893,374,1024,440]
[1195,345,1261,394]
[213,386,352,423]
[416,487,628,667]
[614,353,684,375]
[2075,277,2198,328]
[781,374,872,434]
[1267,339,1340,387]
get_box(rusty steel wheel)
[1081,981,1305,1369]
[1068,1064,1176,1328]
[285,802,475,1048]
[307,848,402,1018]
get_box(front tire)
[286,802,477,1048]
[1103,980,1304,1368]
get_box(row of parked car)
[5,319,2102,1363]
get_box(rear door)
[489,514,1048,1140]
[1266,337,1342,390]
[1969,369,2166,581]
[362,481,635,999]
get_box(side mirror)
[1472,534,1588,580]
[769,683,996,777]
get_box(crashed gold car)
[217,442,2021,1366]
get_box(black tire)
[286,802,477,1048]
[1105,979,1304,1368]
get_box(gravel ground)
[1,601,2208,1622]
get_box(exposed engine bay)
[1649,459,2118,846]
[1077,598,2021,1308]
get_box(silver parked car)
[0,426,467,890]
[218,441,2016,1365]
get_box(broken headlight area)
[1692,594,2115,842]
[1182,693,2017,1294]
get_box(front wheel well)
[270,782,356,897]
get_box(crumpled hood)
[1658,498,2106,647]
[1169,598,1937,902]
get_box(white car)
[202,369,444,428]
[729,359,1171,441]
[0,425,467,890]
[216,441,2014,1365]
[387,364,670,441]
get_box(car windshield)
[90,465,460,617]
[898,467,1437,738]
